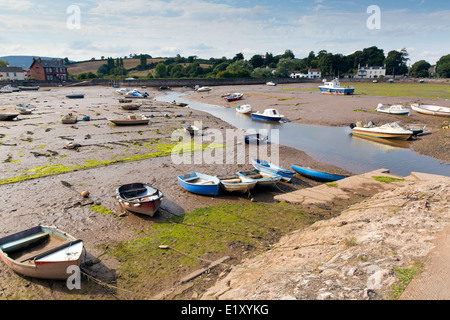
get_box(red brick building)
[29,57,68,81]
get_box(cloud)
[0,0,34,11]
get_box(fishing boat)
[318,78,354,95]
[244,133,268,145]
[66,94,84,99]
[0,225,84,280]
[109,114,150,125]
[61,113,77,124]
[251,109,284,122]
[251,159,295,182]
[195,86,212,92]
[116,183,164,216]
[0,111,20,120]
[376,103,410,115]
[177,172,220,196]
[184,125,200,136]
[224,93,243,102]
[350,121,413,140]
[237,169,282,188]
[236,104,252,114]
[216,174,257,193]
[292,164,349,182]
[411,104,450,117]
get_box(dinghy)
[244,133,268,145]
[116,183,163,216]
[184,125,200,136]
[224,93,243,102]
[61,113,77,124]
[66,94,84,99]
[0,111,20,121]
[292,164,349,182]
[109,114,150,125]
[411,104,450,117]
[251,109,284,122]
[0,225,84,280]
[236,104,252,114]
[251,159,295,182]
[237,169,282,188]
[216,174,257,193]
[376,103,410,115]
[177,172,220,196]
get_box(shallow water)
[158,91,450,177]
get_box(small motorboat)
[61,113,77,124]
[224,93,243,102]
[376,103,410,115]
[66,94,84,99]
[0,225,84,280]
[236,104,252,114]
[404,123,427,137]
[16,104,35,115]
[216,174,257,193]
[117,88,131,95]
[0,85,20,93]
[177,172,220,196]
[411,104,450,117]
[184,125,200,136]
[266,81,277,86]
[124,89,148,98]
[318,78,354,95]
[251,159,295,182]
[244,133,268,145]
[0,111,20,121]
[109,114,151,125]
[292,164,349,182]
[251,109,284,122]
[350,121,413,140]
[195,86,212,92]
[116,182,164,216]
[237,169,282,188]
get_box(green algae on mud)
[0,141,225,185]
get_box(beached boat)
[170,100,188,107]
[251,159,295,182]
[66,94,84,99]
[237,169,282,188]
[18,86,40,91]
[244,133,268,145]
[118,98,132,103]
[350,121,413,140]
[116,182,164,216]
[0,225,84,280]
[224,93,243,102]
[266,81,277,86]
[121,104,141,110]
[62,113,77,124]
[184,125,200,136]
[411,104,450,117]
[0,111,19,121]
[292,164,349,182]
[124,90,149,98]
[116,88,131,95]
[16,104,35,115]
[216,174,257,193]
[318,79,354,95]
[0,85,20,93]
[376,103,410,115]
[177,172,220,196]
[251,109,284,122]
[195,86,212,92]
[109,114,150,125]
[236,104,252,114]
[404,123,427,137]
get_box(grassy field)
[67,58,166,75]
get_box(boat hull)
[251,113,283,122]
[245,133,268,145]
[292,164,348,182]
[411,104,450,117]
[116,183,163,216]
[0,113,19,121]
[109,119,150,125]
[237,169,282,188]
[319,87,354,95]
[217,174,257,193]
[252,159,295,182]
[178,173,220,196]
[352,128,412,140]
[66,94,84,99]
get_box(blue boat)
[252,159,295,182]
[251,109,284,122]
[244,133,268,145]
[291,164,349,182]
[177,172,220,196]
[237,169,282,188]
[318,79,354,95]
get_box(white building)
[290,68,322,79]
[357,65,386,79]
[0,66,27,81]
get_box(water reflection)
[158,91,450,177]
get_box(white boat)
[16,104,35,115]
[216,174,257,193]
[376,103,410,115]
[0,85,20,93]
[350,121,413,140]
[318,78,354,95]
[411,104,450,117]
[195,86,212,92]
[236,104,252,114]
[251,109,284,122]
[116,88,131,95]
[0,111,20,121]
[266,81,277,86]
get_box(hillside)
[0,55,63,69]
[66,58,167,75]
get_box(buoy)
[81,190,90,198]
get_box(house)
[0,66,27,81]
[357,65,386,79]
[290,71,307,78]
[29,57,68,81]
[308,68,321,79]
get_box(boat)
[121,104,141,110]
[0,111,20,121]
[251,109,284,122]
[124,90,149,98]
[0,225,84,280]
[66,94,84,99]
[16,104,35,115]
[116,182,164,216]
[18,86,40,91]
[411,104,450,117]
[224,93,243,102]
[404,123,427,137]
[184,125,200,136]
[292,164,349,182]
[244,133,268,145]
[376,103,410,115]
[216,174,257,193]
[251,159,295,182]
[109,114,150,125]
[350,121,413,140]
[118,98,132,103]
[116,88,131,95]
[170,100,188,107]
[177,172,220,196]
[236,104,252,114]
[195,86,212,92]
[61,113,77,124]
[237,169,282,188]
[0,85,20,93]
[318,78,354,95]
[266,81,277,86]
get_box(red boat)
[224,93,243,102]
[116,183,163,216]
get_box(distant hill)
[67,58,166,75]
[0,55,65,69]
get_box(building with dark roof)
[29,57,68,81]
[0,66,27,81]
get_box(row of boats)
[0,85,40,93]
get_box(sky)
[0,0,449,65]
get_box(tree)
[281,49,295,59]
[251,67,272,78]
[410,60,431,78]
[436,54,450,78]
[226,60,253,73]
[0,59,8,67]
[249,54,264,68]
[385,48,409,76]
[275,58,298,77]
[361,46,385,66]
[154,62,167,78]
[233,52,244,61]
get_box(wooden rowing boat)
[116,183,164,216]
[177,172,220,196]
[62,113,77,124]
[237,169,282,188]
[251,159,295,182]
[291,164,349,182]
[216,174,257,193]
